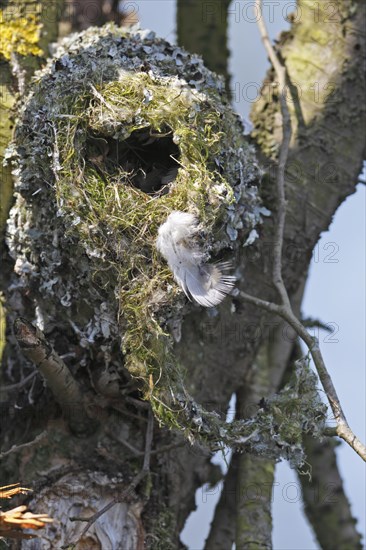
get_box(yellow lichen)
[0,11,43,61]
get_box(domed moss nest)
[7,24,263,430]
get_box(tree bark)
[0,0,64,362]
[299,434,363,550]
[177,0,232,94]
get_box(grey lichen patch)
[7,25,265,441]
[241,356,328,467]
[179,356,327,467]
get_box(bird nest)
[7,24,262,428]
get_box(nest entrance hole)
[86,127,181,195]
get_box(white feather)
[156,211,235,307]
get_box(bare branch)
[299,434,363,549]
[142,408,154,470]
[0,371,37,392]
[13,318,91,435]
[240,290,366,461]
[240,294,366,458]
[0,431,47,460]
[204,453,239,549]
[255,0,292,308]
[282,342,364,546]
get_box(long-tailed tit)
[156,211,235,307]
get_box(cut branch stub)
[7,24,262,433]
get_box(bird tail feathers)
[176,261,236,307]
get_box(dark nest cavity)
[85,126,181,195]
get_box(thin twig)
[239,0,366,462]
[70,409,154,545]
[255,0,292,308]
[142,408,154,470]
[0,431,47,460]
[108,424,184,457]
[0,371,37,392]
[111,435,142,456]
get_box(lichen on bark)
[0,10,43,60]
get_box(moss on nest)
[50,69,243,418]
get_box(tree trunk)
[177,0,232,94]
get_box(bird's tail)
[183,261,236,307]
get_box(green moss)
[48,70,236,426]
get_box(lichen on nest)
[53,69,238,385]
[7,24,264,437]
